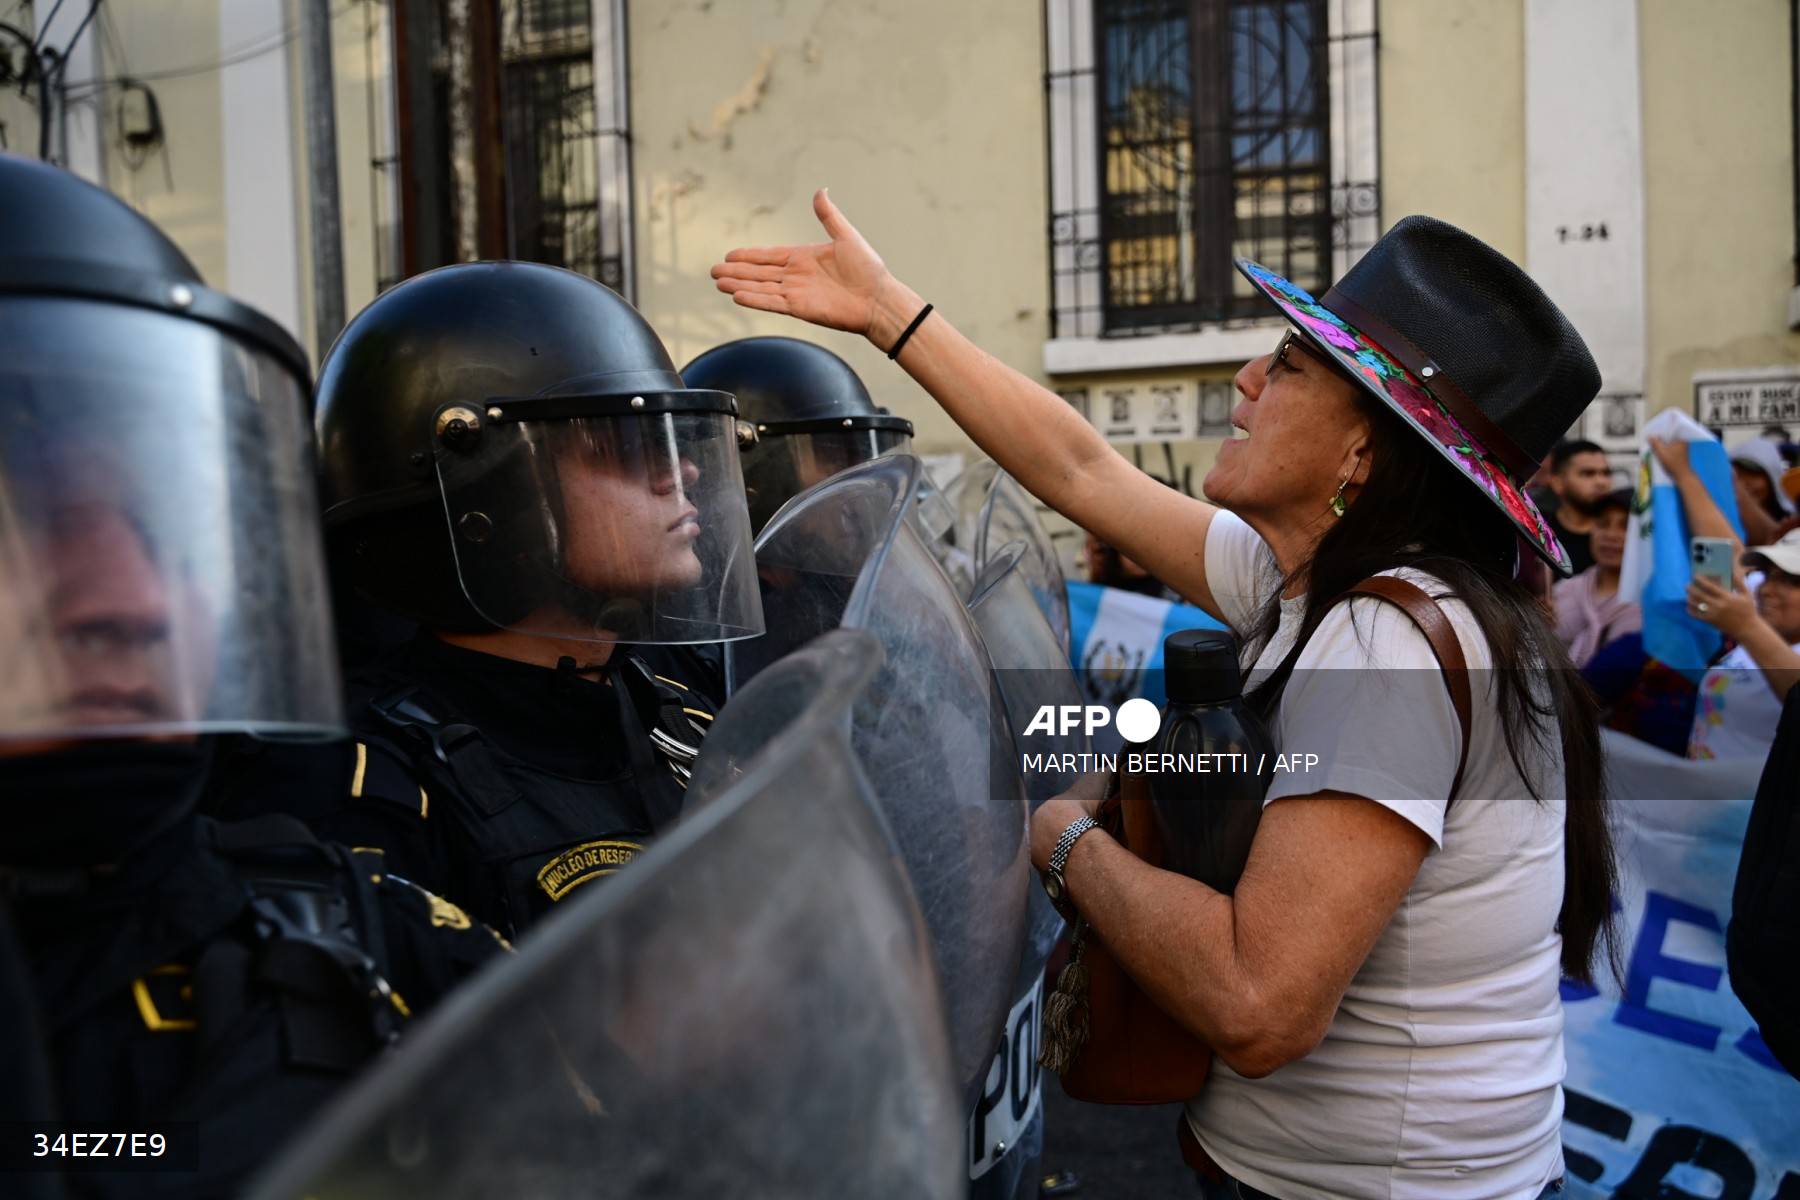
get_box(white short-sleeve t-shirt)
[1187,511,1568,1200]
[1688,641,1800,761]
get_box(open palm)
[711,189,893,340]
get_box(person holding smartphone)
[1649,439,1800,760]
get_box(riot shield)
[964,541,1090,1198]
[970,541,1090,810]
[724,455,1030,1109]
[949,458,1003,554]
[949,461,1072,655]
[248,629,962,1200]
[977,472,1072,658]
[913,463,975,599]
[968,540,1087,974]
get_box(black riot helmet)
[682,337,918,532]
[316,262,763,645]
[0,152,340,745]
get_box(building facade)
[7,0,1796,519]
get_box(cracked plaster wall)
[630,0,1050,458]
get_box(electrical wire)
[40,0,98,160]
[29,0,67,54]
[62,0,358,97]
[58,0,97,66]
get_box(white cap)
[1742,528,1800,577]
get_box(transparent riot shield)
[964,541,1090,1197]
[949,458,1003,554]
[969,540,1087,973]
[912,463,974,600]
[948,461,1072,656]
[970,542,1090,810]
[723,455,1030,1109]
[248,629,962,1200]
[976,472,1072,658]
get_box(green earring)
[1330,477,1349,518]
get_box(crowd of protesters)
[1524,429,1800,762]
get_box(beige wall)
[4,0,386,364]
[89,0,230,287]
[1379,0,1526,262]
[628,0,1051,458]
[1641,0,1800,419]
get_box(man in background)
[1544,438,1616,574]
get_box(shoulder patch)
[535,839,644,902]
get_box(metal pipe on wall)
[300,0,346,357]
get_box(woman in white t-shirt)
[1686,534,1800,760]
[713,198,1617,1199]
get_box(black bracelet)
[886,302,933,361]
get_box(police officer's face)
[0,500,188,755]
[556,432,706,595]
[41,504,183,727]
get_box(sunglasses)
[1268,329,1354,382]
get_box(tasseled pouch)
[1038,918,1091,1074]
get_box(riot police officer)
[252,263,764,941]
[0,153,505,1200]
[680,336,925,533]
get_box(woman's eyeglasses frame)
[1268,328,1358,387]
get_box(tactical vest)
[346,653,709,938]
[32,816,423,1200]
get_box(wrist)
[866,277,924,354]
[1729,610,1773,645]
[1042,810,1103,920]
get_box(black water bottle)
[1145,629,1274,894]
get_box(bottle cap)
[1163,628,1243,704]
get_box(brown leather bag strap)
[1339,576,1473,806]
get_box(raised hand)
[1648,434,1692,479]
[710,189,908,348]
[1686,569,1757,639]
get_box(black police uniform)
[4,744,507,1200]
[210,636,718,941]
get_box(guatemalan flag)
[1066,580,1226,754]
[1621,409,1744,681]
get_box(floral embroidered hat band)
[1235,215,1602,575]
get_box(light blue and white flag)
[1621,410,1744,681]
[1066,581,1225,754]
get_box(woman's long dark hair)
[1244,396,1619,985]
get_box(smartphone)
[1690,536,1736,590]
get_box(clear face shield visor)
[0,298,341,745]
[434,400,763,645]
[740,426,912,533]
